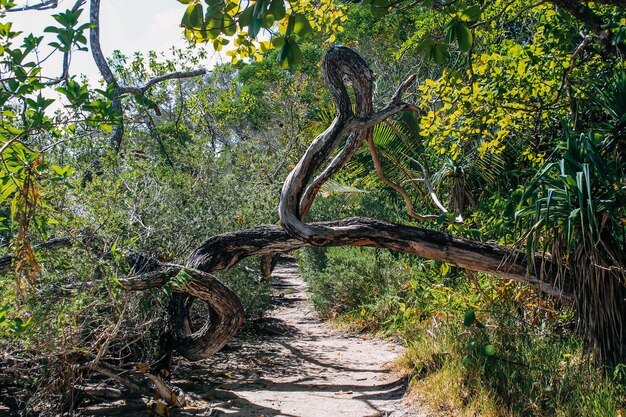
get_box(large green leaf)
[293,14,312,36]
[269,0,286,20]
[181,3,204,29]
[460,5,481,22]
[222,14,236,36]
[455,21,472,51]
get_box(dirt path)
[84,260,422,416]
[169,260,421,417]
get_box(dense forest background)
[0,0,625,415]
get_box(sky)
[7,0,227,82]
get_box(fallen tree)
[121,47,581,375]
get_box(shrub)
[298,246,403,318]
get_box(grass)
[298,246,626,417]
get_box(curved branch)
[353,102,421,131]
[299,130,365,217]
[184,218,573,300]
[280,47,446,244]
[279,47,372,244]
[142,47,576,367]
[299,73,419,217]
[121,264,244,361]
[366,133,439,222]
[118,69,207,96]
[5,0,59,12]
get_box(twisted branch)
[279,47,452,244]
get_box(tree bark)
[123,218,572,365]
[185,218,572,299]
[121,265,244,362]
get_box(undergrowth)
[298,246,626,417]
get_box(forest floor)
[84,259,424,417]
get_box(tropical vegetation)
[0,0,624,415]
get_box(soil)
[82,260,424,417]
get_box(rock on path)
[172,260,421,417]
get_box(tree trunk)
[185,218,573,299]
[122,265,244,365]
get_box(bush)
[403,291,625,417]
[217,257,272,320]
[299,246,403,318]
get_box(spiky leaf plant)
[516,73,626,367]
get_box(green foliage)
[301,246,625,416]
[43,8,92,52]
[217,258,271,320]
[174,0,345,67]
[2,0,626,413]
[517,129,624,255]
[299,247,404,318]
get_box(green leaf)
[249,17,262,38]
[481,344,496,357]
[416,37,435,54]
[287,41,302,67]
[277,39,289,63]
[269,0,286,20]
[285,14,294,37]
[455,21,472,51]
[292,13,312,36]
[253,0,269,19]
[460,5,481,22]
[180,4,203,29]
[190,3,204,28]
[182,3,204,29]
[238,6,254,28]
[171,268,193,290]
[432,43,447,64]
[205,0,225,16]
[463,308,476,327]
[261,13,275,28]
[271,36,285,47]
[0,181,16,204]
[177,0,193,3]
[277,38,302,68]
[222,14,236,36]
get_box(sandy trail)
[84,260,421,417]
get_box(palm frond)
[319,179,368,206]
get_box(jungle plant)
[516,74,626,366]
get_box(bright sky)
[7,0,226,82]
